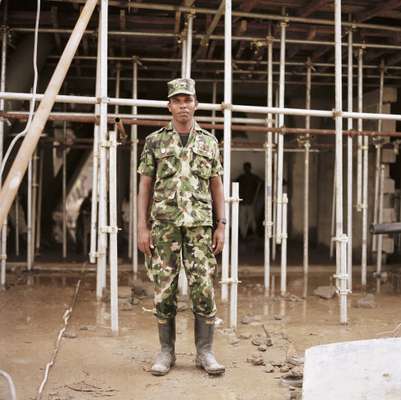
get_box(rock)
[313,285,336,300]
[63,330,77,339]
[229,336,241,346]
[79,325,96,331]
[280,367,303,388]
[239,332,252,340]
[246,353,265,366]
[264,363,275,373]
[251,334,272,347]
[258,344,267,352]
[286,344,304,366]
[280,365,290,373]
[354,294,377,309]
[131,297,140,305]
[240,314,262,325]
[274,315,283,320]
[271,360,285,367]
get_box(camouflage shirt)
[138,121,223,227]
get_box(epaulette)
[199,128,218,143]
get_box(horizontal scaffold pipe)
[3,93,401,121]
[3,111,401,137]
[12,27,401,51]
[46,0,401,33]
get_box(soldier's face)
[168,95,198,124]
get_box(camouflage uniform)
[138,121,223,320]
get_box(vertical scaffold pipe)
[0,0,99,229]
[280,193,288,296]
[221,0,232,302]
[62,133,67,258]
[96,0,109,300]
[347,26,353,291]
[264,33,273,291]
[31,151,38,262]
[376,165,385,294]
[334,0,348,324]
[109,129,119,333]
[0,22,7,287]
[27,161,33,270]
[211,81,217,136]
[89,28,101,264]
[36,148,44,252]
[304,57,311,275]
[230,182,239,329]
[130,59,138,275]
[181,37,187,78]
[372,60,385,253]
[276,21,287,246]
[185,13,193,79]
[356,48,363,211]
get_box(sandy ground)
[1,264,400,400]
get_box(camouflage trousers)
[145,223,217,320]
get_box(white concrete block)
[383,237,394,253]
[383,178,395,193]
[303,338,401,400]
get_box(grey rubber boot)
[195,316,225,375]
[150,318,176,376]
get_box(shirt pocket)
[191,146,213,180]
[155,148,179,179]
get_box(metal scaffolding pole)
[62,129,67,258]
[109,129,119,333]
[15,195,20,257]
[272,87,279,262]
[36,148,44,252]
[211,81,217,136]
[96,0,109,300]
[280,193,288,296]
[221,0,232,302]
[0,0,99,229]
[89,26,101,264]
[347,26,353,291]
[0,20,7,287]
[372,60,385,253]
[181,37,187,78]
[334,0,348,324]
[129,59,138,275]
[376,165,385,294]
[32,151,38,262]
[27,160,33,271]
[357,48,363,211]
[185,13,193,78]
[264,34,273,291]
[276,21,287,245]
[303,58,311,275]
[230,182,239,329]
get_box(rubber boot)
[195,316,225,375]
[150,318,176,376]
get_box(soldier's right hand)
[138,227,154,257]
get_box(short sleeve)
[210,141,223,177]
[137,139,156,177]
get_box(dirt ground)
[1,263,400,400]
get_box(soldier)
[137,78,226,376]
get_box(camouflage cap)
[167,78,196,98]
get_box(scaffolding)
[1,0,401,328]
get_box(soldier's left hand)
[212,225,225,255]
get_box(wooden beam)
[356,0,401,22]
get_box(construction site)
[2,0,401,399]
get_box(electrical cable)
[0,369,17,400]
[0,0,41,181]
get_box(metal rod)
[129,59,138,275]
[109,130,119,333]
[185,13,193,78]
[31,152,38,263]
[0,19,7,286]
[376,165,385,293]
[334,0,348,325]
[36,148,44,252]
[264,34,273,291]
[276,21,286,245]
[96,0,108,300]
[89,27,101,264]
[357,48,363,211]
[15,195,20,257]
[280,193,288,296]
[330,162,336,260]
[62,127,67,258]
[0,0,99,228]
[303,58,311,275]
[181,37,187,78]
[211,81,217,136]
[347,26,353,291]
[27,160,33,271]
[230,182,239,329]
[221,0,232,303]
[272,87,279,262]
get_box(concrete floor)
[1,264,400,400]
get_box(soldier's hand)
[138,226,154,257]
[212,225,225,255]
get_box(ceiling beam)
[356,0,401,22]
